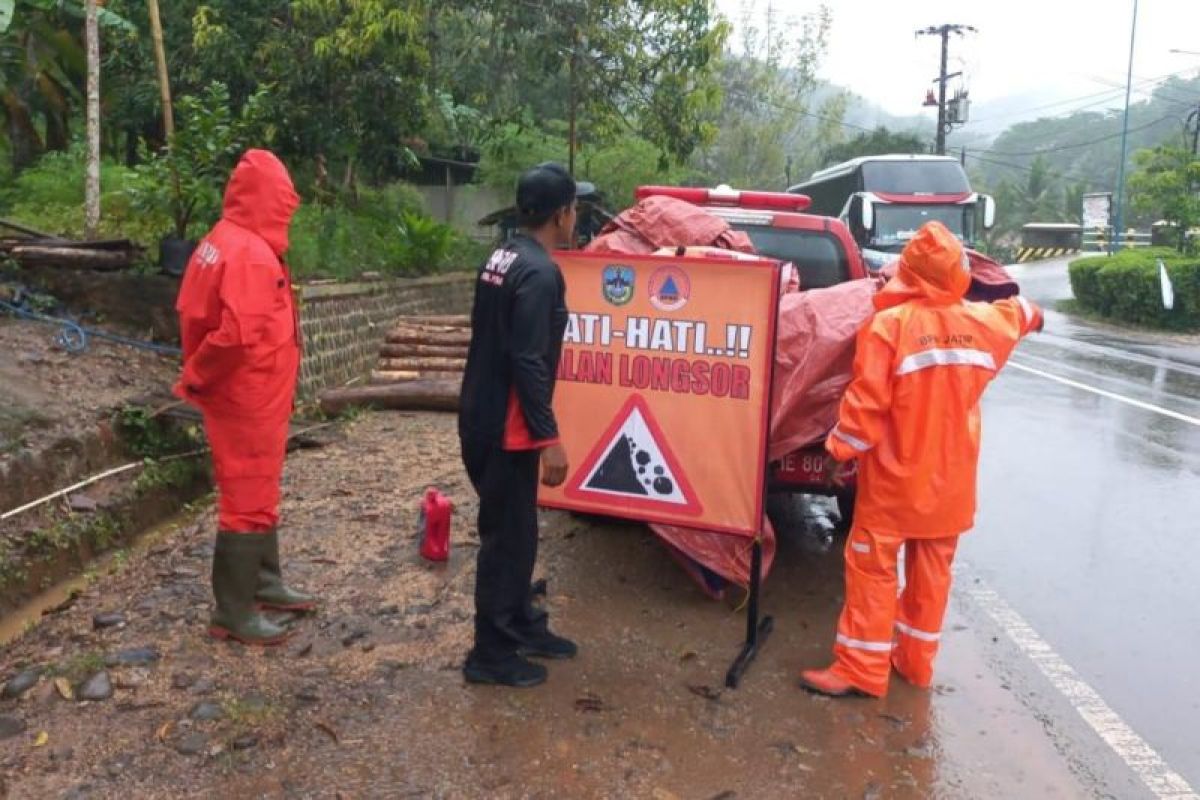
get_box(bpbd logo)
[649,266,691,312]
[602,265,635,306]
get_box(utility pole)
[568,26,578,176]
[1112,0,1139,252]
[147,0,174,138]
[1186,105,1199,156]
[917,24,976,155]
[84,0,101,239]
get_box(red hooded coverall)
[823,222,1042,697]
[173,150,301,533]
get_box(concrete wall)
[296,273,475,398]
[416,184,506,242]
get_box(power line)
[968,67,1198,124]
[1076,70,1200,109]
[723,88,879,134]
[980,114,1177,157]
[963,151,1097,185]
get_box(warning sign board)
[539,252,780,536]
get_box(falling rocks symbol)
[589,436,675,498]
[567,394,700,517]
[589,434,647,496]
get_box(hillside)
[967,74,1200,194]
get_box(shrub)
[0,152,476,281]
[0,147,170,247]
[1068,248,1200,330]
[288,182,469,280]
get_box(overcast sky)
[716,0,1200,125]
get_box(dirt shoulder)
[0,411,1090,799]
[0,318,177,464]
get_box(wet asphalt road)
[960,257,1200,797]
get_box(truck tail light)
[636,185,812,212]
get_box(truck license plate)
[775,448,857,487]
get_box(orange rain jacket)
[825,222,1042,538]
[173,150,301,530]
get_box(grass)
[116,406,202,459]
[221,694,283,735]
[53,651,106,682]
[133,457,206,496]
[25,512,122,556]
[1057,298,1200,338]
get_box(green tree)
[432,0,727,167]
[1129,145,1200,253]
[478,122,683,210]
[820,126,926,168]
[692,3,842,189]
[0,0,132,169]
[983,156,1069,251]
[127,82,273,239]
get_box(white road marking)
[1008,360,1200,427]
[961,574,1199,800]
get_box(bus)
[788,154,995,266]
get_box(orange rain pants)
[831,528,958,697]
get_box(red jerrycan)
[418,487,452,562]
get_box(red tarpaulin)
[584,195,757,256]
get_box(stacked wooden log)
[370,314,469,386]
[318,315,470,416]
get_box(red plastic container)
[418,487,452,562]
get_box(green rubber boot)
[209,532,292,646]
[256,529,318,612]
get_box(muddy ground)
[0,317,177,462]
[0,411,1094,800]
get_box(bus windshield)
[861,160,970,194]
[872,205,973,249]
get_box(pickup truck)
[634,185,866,506]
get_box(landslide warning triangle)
[565,395,701,516]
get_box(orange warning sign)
[539,252,780,537]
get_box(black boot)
[210,532,292,646]
[256,529,318,612]
[519,629,578,660]
[463,653,548,688]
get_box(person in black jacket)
[459,163,577,687]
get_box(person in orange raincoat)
[174,149,316,646]
[801,221,1043,698]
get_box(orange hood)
[874,221,970,311]
[221,149,300,257]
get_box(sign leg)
[725,538,774,689]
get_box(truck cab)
[634,185,869,289]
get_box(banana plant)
[0,0,132,169]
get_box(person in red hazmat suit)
[800,221,1043,698]
[173,149,316,646]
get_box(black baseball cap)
[516,162,592,224]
